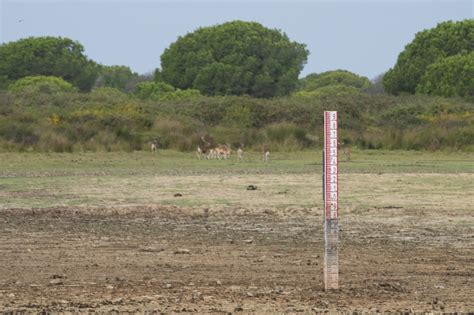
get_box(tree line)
[0,19,472,100]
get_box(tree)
[8,76,74,94]
[299,70,371,91]
[416,52,474,99]
[95,65,138,92]
[0,36,99,91]
[160,21,309,98]
[383,20,474,95]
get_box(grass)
[0,149,472,210]
[0,149,472,176]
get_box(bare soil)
[0,203,472,313]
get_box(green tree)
[383,20,474,95]
[95,65,138,91]
[8,76,74,94]
[416,52,474,100]
[299,70,371,91]
[0,36,99,91]
[160,21,308,98]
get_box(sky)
[0,0,472,79]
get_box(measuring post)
[323,111,339,290]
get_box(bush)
[0,84,472,152]
[264,122,312,151]
[8,76,74,94]
[150,117,201,151]
[299,70,372,91]
[37,131,73,152]
[135,81,202,101]
[0,121,39,146]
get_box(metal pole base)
[324,218,339,290]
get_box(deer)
[208,148,218,160]
[338,141,351,161]
[197,134,215,160]
[150,140,159,153]
[237,143,244,161]
[262,144,270,163]
[215,144,231,160]
[196,145,203,160]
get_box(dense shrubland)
[0,86,472,152]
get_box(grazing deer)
[262,144,270,163]
[215,144,231,160]
[338,141,351,161]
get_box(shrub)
[299,70,372,91]
[135,81,201,101]
[264,122,312,151]
[0,83,472,152]
[36,131,73,152]
[0,121,39,145]
[8,76,74,94]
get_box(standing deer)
[197,134,215,160]
[215,144,231,160]
[196,145,203,159]
[237,143,244,161]
[151,140,159,153]
[338,141,351,161]
[262,144,270,163]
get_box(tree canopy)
[383,20,474,96]
[416,52,474,100]
[0,36,99,91]
[299,70,371,92]
[160,21,309,98]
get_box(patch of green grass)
[0,150,472,210]
[0,150,472,176]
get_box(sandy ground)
[0,198,472,313]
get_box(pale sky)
[1,0,472,79]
